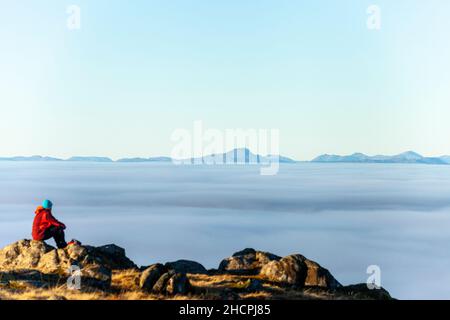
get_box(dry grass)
[0,284,108,300]
[0,270,349,300]
[0,269,197,300]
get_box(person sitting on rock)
[32,199,78,248]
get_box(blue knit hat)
[42,199,53,209]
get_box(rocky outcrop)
[139,265,192,295]
[139,263,168,291]
[260,254,341,289]
[337,284,392,300]
[0,241,392,300]
[91,244,137,270]
[165,260,207,275]
[0,240,135,289]
[218,248,281,275]
[218,248,340,290]
[166,272,191,295]
[218,249,340,289]
[152,271,174,293]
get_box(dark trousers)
[43,226,67,249]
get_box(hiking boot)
[67,239,82,246]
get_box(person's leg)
[53,227,67,249]
[44,226,67,248]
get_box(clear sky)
[1,0,449,160]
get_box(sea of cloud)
[1,162,450,299]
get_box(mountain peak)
[399,151,422,157]
[395,151,423,160]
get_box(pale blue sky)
[1,0,449,160]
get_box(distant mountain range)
[1,150,449,165]
[185,148,297,164]
[0,149,296,164]
[0,156,64,162]
[0,155,170,163]
[312,151,450,164]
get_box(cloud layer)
[1,162,450,299]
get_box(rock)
[66,244,88,262]
[166,273,191,295]
[0,240,138,290]
[303,258,341,289]
[37,248,64,273]
[260,255,305,285]
[0,240,53,270]
[80,264,112,289]
[96,244,125,257]
[140,263,168,292]
[94,244,137,270]
[152,271,175,294]
[0,270,60,288]
[219,248,281,275]
[338,284,393,300]
[165,260,207,275]
[260,254,341,289]
[140,262,193,295]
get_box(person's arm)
[44,211,66,229]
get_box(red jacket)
[32,206,66,240]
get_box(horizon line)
[1,148,449,163]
